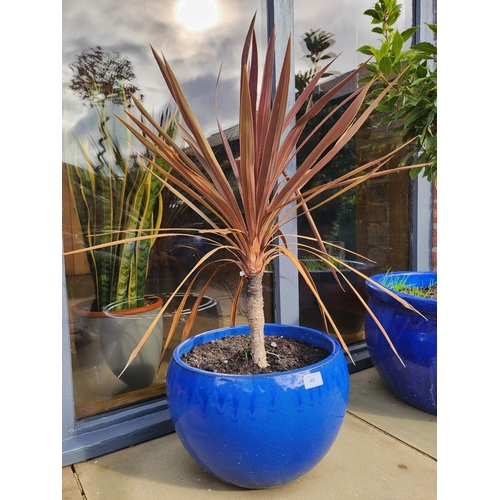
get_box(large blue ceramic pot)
[167,323,349,489]
[365,272,437,414]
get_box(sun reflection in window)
[177,0,219,30]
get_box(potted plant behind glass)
[65,14,426,488]
[357,0,437,414]
[65,99,178,392]
[293,29,377,342]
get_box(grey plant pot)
[72,296,164,394]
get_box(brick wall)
[356,172,411,275]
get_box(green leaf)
[392,60,402,74]
[379,40,390,58]
[411,42,437,55]
[357,45,375,56]
[392,31,403,56]
[425,23,437,33]
[379,56,392,79]
[387,11,402,26]
[404,106,428,128]
[385,95,400,108]
[375,103,392,113]
[357,75,374,84]
[379,115,400,125]
[364,62,379,74]
[415,64,428,79]
[363,8,381,19]
[400,26,419,42]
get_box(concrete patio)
[63,367,437,499]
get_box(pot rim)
[71,294,163,319]
[303,259,376,271]
[161,293,219,315]
[170,323,343,379]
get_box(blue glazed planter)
[365,272,437,414]
[166,323,349,489]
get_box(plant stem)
[247,273,268,368]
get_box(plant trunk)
[247,272,268,368]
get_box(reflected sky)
[62,0,412,162]
[63,0,266,157]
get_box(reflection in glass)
[177,0,219,30]
[63,0,264,419]
[62,0,414,419]
[293,0,413,345]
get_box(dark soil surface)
[182,334,330,375]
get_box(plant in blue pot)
[358,1,437,415]
[365,271,437,414]
[66,14,425,489]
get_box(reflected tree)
[69,45,142,107]
[295,29,356,253]
[68,46,143,165]
[295,29,338,97]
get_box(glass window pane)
[63,0,264,419]
[293,0,413,346]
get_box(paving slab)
[62,466,83,500]
[69,393,437,500]
[348,367,437,458]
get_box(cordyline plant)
[66,16,426,372]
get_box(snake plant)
[65,102,178,312]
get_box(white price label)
[304,371,323,389]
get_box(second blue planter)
[365,272,437,414]
[166,323,349,489]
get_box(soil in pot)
[182,334,330,375]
